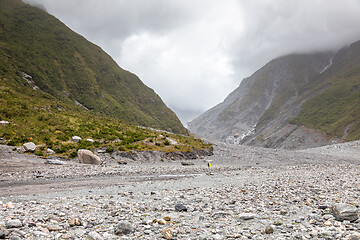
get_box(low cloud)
[24,0,360,123]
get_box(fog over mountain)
[23,0,360,124]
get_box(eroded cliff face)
[189,52,334,149]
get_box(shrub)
[68,151,78,158]
[105,146,114,153]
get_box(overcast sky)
[24,0,360,124]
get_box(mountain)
[189,40,360,149]
[0,0,186,135]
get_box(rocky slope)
[0,0,186,134]
[189,40,360,149]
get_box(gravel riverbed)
[0,142,360,239]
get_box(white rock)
[237,213,256,220]
[78,149,102,165]
[0,121,10,126]
[46,148,55,154]
[88,231,104,240]
[23,142,37,152]
[72,136,82,142]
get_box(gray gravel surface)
[0,142,360,239]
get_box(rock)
[158,219,166,225]
[5,202,14,209]
[163,216,171,222]
[88,231,103,240]
[72,136,82,142]
[0,121,9,126]
[117,160,128,165]
[47,226,60,232]
[162,228,172,239]
[349,235,360,240]
[68,218,81,227]
[77,149,102,165]
[45,159,67,165]
[181,161,194,166]
[166,138,178,145]
[8,234,21,240]
[237,213,256,220]
[175,203,187,212]
[6,219,22,228]
[264,225,274,234]
[46,148,55,154]
[332,203,359,222]
[86,138,95,143]
[0,230,8,239]
[114,221,133,235]
[23,142,37,152]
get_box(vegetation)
[0,77,211,158]
[290,65,360,141]
[0,0,212,157]
[0,0,186,134]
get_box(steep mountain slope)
[189,52,332,146]
[0,0,186,134]
[190,40,360,149]
[291,41,360,141]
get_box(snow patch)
[320,57,333,74]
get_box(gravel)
[0,141,360,239]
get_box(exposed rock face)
[77,149,102,165]
[189,52,334,149]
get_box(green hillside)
[291,41,360,141]
[0,77,211,157]
[0,0,186,134]
[0,0,213,157]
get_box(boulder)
[78,149,102,165]
[175,203,187,212]
[23,142,37,152]
[6,219,22,228]
[237,213,256,220]
[162,228,173,239]
[45,159,67,165]
[88,231,103,240]
[0,121,10,126]
[332,203,359,222]
[114,221,133,235]
[46,148,55,154]
[72,136,82,142]
[117,160,127,165]
[181,161,195,166]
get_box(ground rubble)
[0,142,359,239]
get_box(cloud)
[24,0,360,124]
